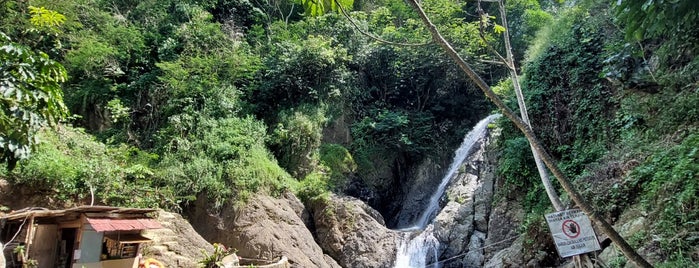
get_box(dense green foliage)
[0,0,696,264]
[0,0,495,211]
[495,0,699,265]
[0,16,68,169]
[9,126,174,209]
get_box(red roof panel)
[87,218,162,232]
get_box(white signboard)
[545,209,601,258]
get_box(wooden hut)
[0,206,162,268]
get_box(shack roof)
[87,218,162,232]
[0,205,159,222]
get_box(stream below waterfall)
[392,114,501,268]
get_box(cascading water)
[393,114,501,268]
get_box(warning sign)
[545,209,601,258]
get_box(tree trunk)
[495,0,564,212]
[404,1,653,267]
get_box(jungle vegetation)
[0,0,697,265]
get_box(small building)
[0,206,162,268]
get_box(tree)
[405,0,653,267]
[0,28,68,170]
[479,0,564,211]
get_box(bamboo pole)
[493,0,564,212]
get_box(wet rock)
[394,158,449,228]
[433,201,474,258]
[431,129,498,267]
[473,162,495,232]
[483,198,525,260]
[462,231,486,267]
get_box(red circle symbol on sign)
[562,219,581,238]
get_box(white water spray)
[395,225,440,268]
[393,114,501,268]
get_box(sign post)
[545,209,601,258]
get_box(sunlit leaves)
[301,0,354,16]
[28,6,66,31]
[615,0,699,41]
[0,34,68,168]
[494,24,506,34]
[479,13,506,34]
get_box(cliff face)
[185,191,341,268]
[431,130,497,267]
[391,157,452,228]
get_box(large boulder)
[597,207,656,267]
[142,211,215,267]
[310,194,399,268]
[484,236,526,268]
[482,197,525,261]
[186,191,340,268]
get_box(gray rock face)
[433,201,474,258]
[429,129,498,268]
[463,231,486,267]
[482,197,525,262]
[310,194,399,268]
[484,236,526,268]
[394,157,451,228]
[597,207,652,267]
[186,192,340,268]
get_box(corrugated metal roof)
[1,206,159,221]
[87,218,163,232]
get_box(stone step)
[146,245,170,255]
[161,241,179,249]
[143,229,177,237]
[157,212,177,220]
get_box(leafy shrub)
[0,32,68,169]
[498,136,535,188]
[319,143,357,191]
[8,126,175,209]
[270,105,328,178]
[296,171,330,204]
[199,243,236,268]
[158,116,296,208]
[252,35,351,118]
[631,133,699,258]
[522,6,617,175]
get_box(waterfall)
[395,225,440,268]
[393,114,500,268]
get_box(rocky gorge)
[0,116,659,267]
[167,114,547,267]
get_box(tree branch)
[333,0,431,47]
